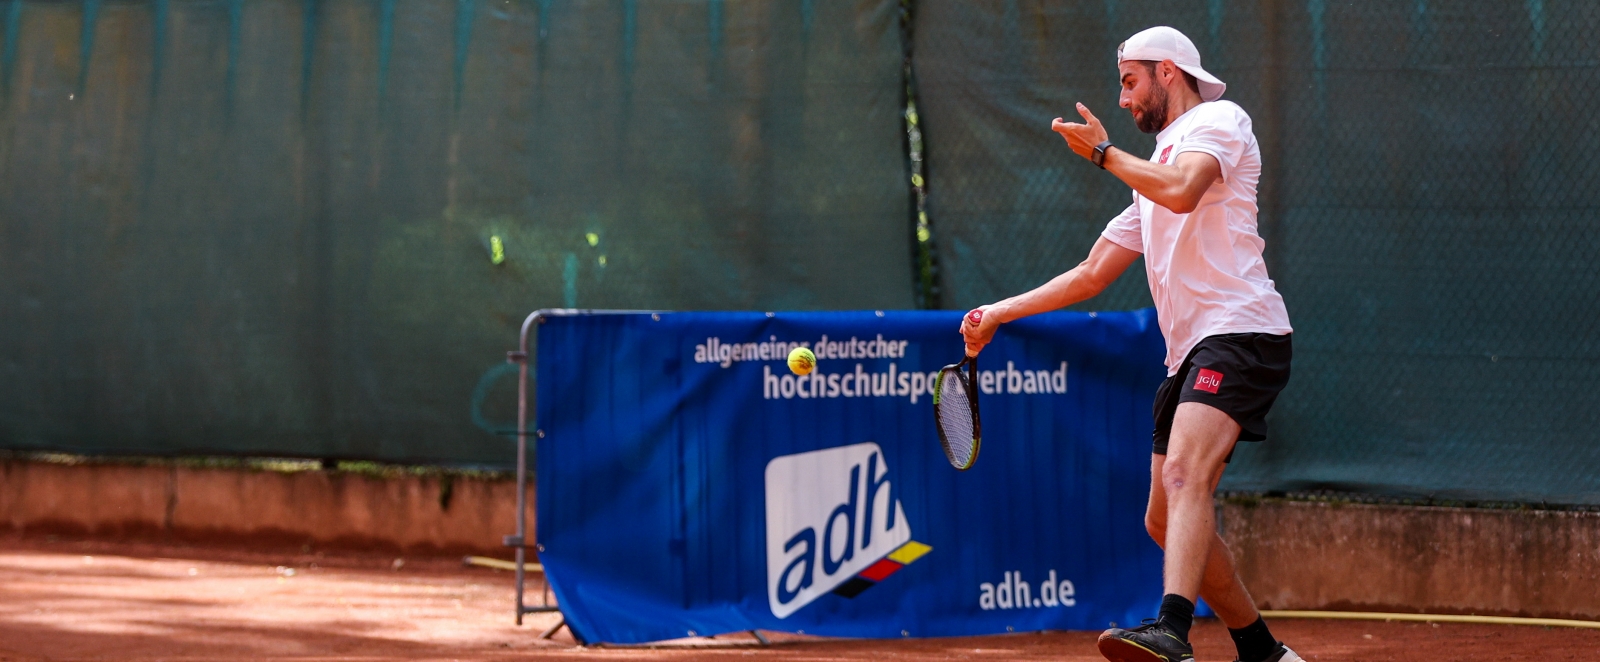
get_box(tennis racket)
[934,309,984,470]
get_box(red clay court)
[2,533,1595,662]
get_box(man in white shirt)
[960,26,1302,662]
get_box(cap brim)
[1178,63,1226,101]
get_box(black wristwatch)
[1092,140,1114,169]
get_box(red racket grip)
[963,309,985,357]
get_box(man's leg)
[1149,402,1291,662]
[1158,401,1247,612]
[1098,401,1245,662]
[1145,452,1259,628]
[1103,333,1299,662]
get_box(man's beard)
[1133,84,1169,134]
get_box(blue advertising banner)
[535,310,1168,644]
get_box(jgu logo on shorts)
[1193,368,1224,394]
[764,443,932,618]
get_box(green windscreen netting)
[914,0,1600,505]
[0,0,911,466]
[7,0,1600,505]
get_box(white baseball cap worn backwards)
[1117,26,1226,102]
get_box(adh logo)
[1194,368,1224,394]
[764,443,931,618]
[1159,145,1174,164]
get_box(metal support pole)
[514,376,526,626]
[504,309,656,628]
[510,311,542,625]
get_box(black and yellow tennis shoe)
[1096,619,1195,662]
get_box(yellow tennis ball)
[787,347,816,376]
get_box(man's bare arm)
[1101,150,1219,214]
[960,237,1141,354]
[1052,104,1222,214]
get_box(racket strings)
[936,369,977,467]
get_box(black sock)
[1229,616,1280,662]
[1157,594,1195,642]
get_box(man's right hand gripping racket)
[934,309,984,470]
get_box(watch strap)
[1092,140,1114,169]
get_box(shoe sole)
[1096,635,1188,662]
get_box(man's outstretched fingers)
[1076,102,1101,126]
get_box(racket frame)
[932,354,983,470]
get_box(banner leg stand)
[538,617,587,645]
[749,630,770,646]
[539,617,570,640]
[505,311,564,627]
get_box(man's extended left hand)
[1051,103,1109,161]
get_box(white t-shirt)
[1100,100,1292,376]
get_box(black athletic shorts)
[1152,332,1292,460]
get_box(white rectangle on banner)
[764,442,911,618]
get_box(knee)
[1160,460,1201,498]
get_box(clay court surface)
[2,533,1596,661]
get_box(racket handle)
[964,309,985,357]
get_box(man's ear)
[1159,59,1179,86]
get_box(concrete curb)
[1224,499,1600,621]
[0,458,531,556]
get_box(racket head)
[932,356,982,470]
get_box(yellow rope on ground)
[1262,610,1600,630]
[461,556,542,573]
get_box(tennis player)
[960,26,1301,662]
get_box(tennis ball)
[787,347,816,376]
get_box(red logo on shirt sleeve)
[1193,368,1223,394]
[1159,145,1174,164]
